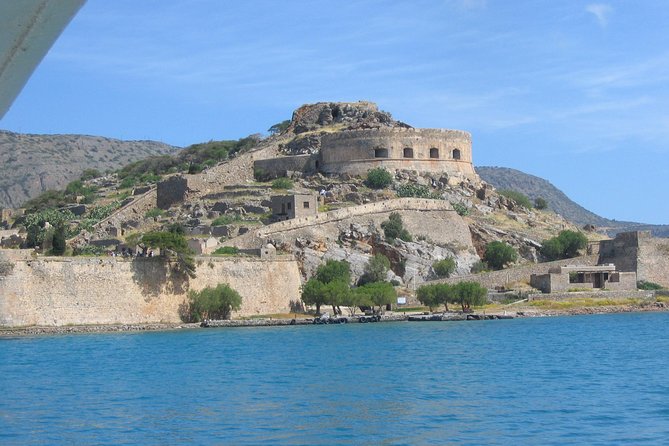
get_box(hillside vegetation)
[477,166,669,237]
[0,130,178,208]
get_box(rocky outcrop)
[288,101,410,134]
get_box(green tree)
[323,279,351,315]
[188,283,242,321]
[557,230,588,258]
[534,197,548,210]
[51,225,67,255]
[365,168,393,189]
[483,241,518,270]
[301,278,327,314]
[539,237,564,261]
[381,212,412,242]
[141,231,196,278]
[453,281,488,311]
[540,230,588,260]
[499,189,533,209]
[268,119,291,135]
[358,254,391,285]
[432,258,456,278]
[356,281,396,314]
[271,177,293,190]
[24,209,75,248]
[316,259,351,285]
[417,284,440,311]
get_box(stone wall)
[598,231,669,287]
[254,154,317,179]
[319,128,477,180]
[157,175,188,210]
[637,236,669,287]
[432,255,600,290]
[0,251,301,327]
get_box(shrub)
[451,202,469,216]
[540,230,588,260]
[432,258,456,278]
[499,189,532,209]
[470,261,488,274]
[534,197,548,210]
[358,254,391,286]
[268,119,291,135]
[211,214,243,226]
[188,283,242,321]
[381,212,412,242]
[145,208,164,219]
[271,177,293,190]
[637,280,663,290]
[365,168,393,189]
[0,260,15,276]
[396,183,440,199]
[213,246,239,256]
[483,241,518,270]
[80,168,102,181]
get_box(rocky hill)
[0,130,179,208]
[476,166,669,237]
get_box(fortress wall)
[254,155,317,179]
[637,237,669,287]
[430,255,600,290]
[257,198,455,237]
[319,128,475,179]
[0,254,301,327]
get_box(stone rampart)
[319,127,477,180]
[0,253,301,327]
[254,154,317,179]
[637,236,669,287]
[259,198,454,237]
[430,255,600,290]
[69,188,157,245]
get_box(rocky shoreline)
[1,303,667,337]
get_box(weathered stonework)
[599,231,669,287]
[0,250,301,327]
[318,128,477,182]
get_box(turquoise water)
[1,312,669,445]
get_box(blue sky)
[2,0,668,224]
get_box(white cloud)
[586,3,612,27]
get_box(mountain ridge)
[0,130,179,208]
[476,166,669,237]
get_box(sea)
[1,312,668,445]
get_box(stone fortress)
[318,128,475,179]
[253,101,479,185]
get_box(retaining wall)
[0,251,301,327]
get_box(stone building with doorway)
[270,194,318,221]
[530,264,637,294]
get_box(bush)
[470,261,488,274]
[381,212,412,242]
[268,119,291,135]
[451,202,469,216]
[358,254,391,286]
[213,246,239,256]
[483,241,518,270]
[80,168,102,181]
[188,283,242,321]
[396,183,440,199]
[365,168,393,189]
[534,197,548,210]
[637,280,664,290]
[499,189,532,209]
[145,208,164,219]
[540,230,588,260]
[211,214,243,226]
[271,177,293,190]
[432,258,456,278]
